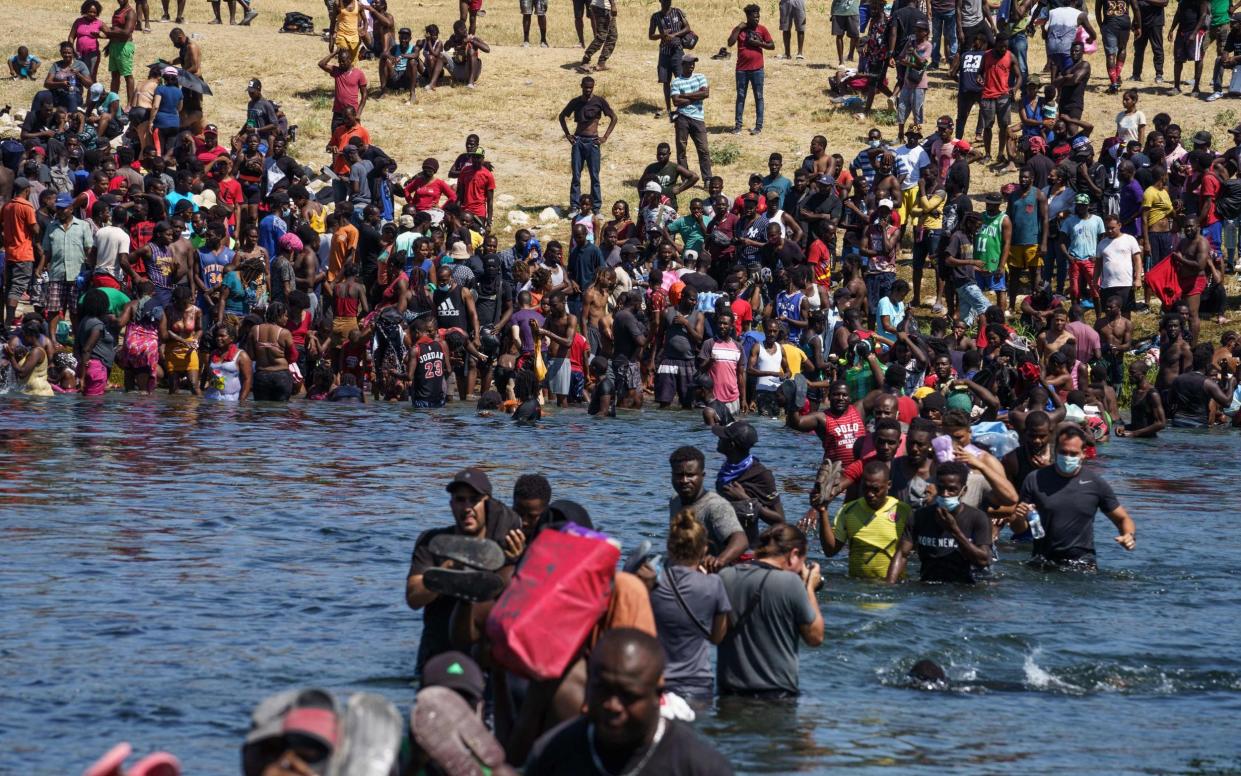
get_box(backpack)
[281,11,315,33]
[1216,178,1241,220]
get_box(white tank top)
[804,284,823,312]
[770,210,787,239]
[205,348,242,400]
[755,342,783,392]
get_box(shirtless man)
[1036,307,1074,362]
[248,302,295,402]
[804,135,836,178]
[1095,295,1132,389]
[293,232,324,307]
[169,28,204,132]
[169,216,205,299]
[537,293,579,407]
[1170,215,1210,344]
[872,152,901,211]
[1156,313,1193,390]
[582,266,615,357]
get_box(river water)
[2,396,1240,775]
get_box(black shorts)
[654,357,696,407]
[253,369,294,401]
[390,69,414,89]
[610,356,642,396]
[832,14,860,37]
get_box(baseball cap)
[643,180,662,193]
[952,139,971,153]
[1071,135,1090,149]
[268,191,290,207]
[1074,192,1091,204]
[203,123,218,135]
[13,176,30,190]
[816,174,833,185]
[242,688,339,776]
[248,78,262,90]
[877,197,895,210]
[162,65,178,77]
[1027,135,1047,152]
[89,82,104,99]
[920,391,946,411]
[711,419,759,451]
[54,192,73,208]
[936,115,953,129]
[914,18,930,29]
[1192,130,1212,146]
[421,651,485,704]
[445,467,492,497]
[984,191,1004,205]
[681,52,698,62]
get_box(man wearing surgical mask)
[1014,426,1136,570]
[887,462,992,584]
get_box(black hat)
[446,467,493,497]
[421,651,485,703]
[711,420,758,451]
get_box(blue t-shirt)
[875,297,905,341]
[761,174,793,210]
[222,271,250,315]
[1061,214,1105,260]
[669,73,708,121]
[153,84,183,129]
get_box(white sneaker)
[1207,91,1224,101]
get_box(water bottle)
[1027,508,1045,540]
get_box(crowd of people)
[4,0,1241,773]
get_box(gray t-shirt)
[347,159,374,205]
[717,562,818,695]
[960,0,985,27]
[649,566,732,695]
[669,490,744,557]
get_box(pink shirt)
[72,17,103,55]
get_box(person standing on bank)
[649,0,693,119]
[1014,426,1137,570]
[729,4,774,136]
[559,76,618,216]
[579,0,618,73]
[670,55,712,188]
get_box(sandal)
[428,534,505,571]
[411,687,514,776]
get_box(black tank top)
[474,279,504,329]
[433,284,466,331]
[413,338,447,404]
[1129,388,1153,430]
[1171,371,1209,419]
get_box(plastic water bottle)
[1027,508,1045,540]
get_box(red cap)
[952,140,971,153]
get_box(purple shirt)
[510,308,546,354]
[1118,179,1144,238]
[1066,320,1101,365]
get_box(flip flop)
[428,534,505,572]
[411,687,511,776]
[623,539,653,574]
[327,693,403,776]
[422,567,505,603]
[83,743,132,776]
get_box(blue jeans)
[955,281,990,325]
[734,69,765,130]
[931,9,958,66]
[570,135,601,211]
[1008,30,1028,82]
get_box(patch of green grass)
[710,143,742,167]
[1213,109,1238,131]
[871,108,898,125]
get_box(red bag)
[1144,256,1182,307]
[485,529,619,680]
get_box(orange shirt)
[329,124,371,175]
[1,197,38,262]
[328,223,359,282]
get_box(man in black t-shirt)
[611,290,648,408]
[714,420,784,544]
[525,628,733,776]
[888,462,993,583]
[558,76,619,213]
[1015,426,1136,568]
[405,468,521,672]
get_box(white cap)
[89,83,104,99]
[643,181,662,194]
[877,198,895,209]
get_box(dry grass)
[3,0,1238,336]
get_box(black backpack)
[1216,178,1241,221]
[281,11,315,33]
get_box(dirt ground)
[4,0,1238,342]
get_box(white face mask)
[1054,453,1082,475]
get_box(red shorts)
[1177,273,1207,298]
[467,0,483,11]
[1069,259,1094,299]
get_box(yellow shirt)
[782,342,805,377]
[915,191,946,231]
[833,496,911,580]
[1142,185,1173,229]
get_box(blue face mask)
[1054,453,1082,475]
[935,495,960,512]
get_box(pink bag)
[486,529,619,680]
[1075,26,1098,55]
